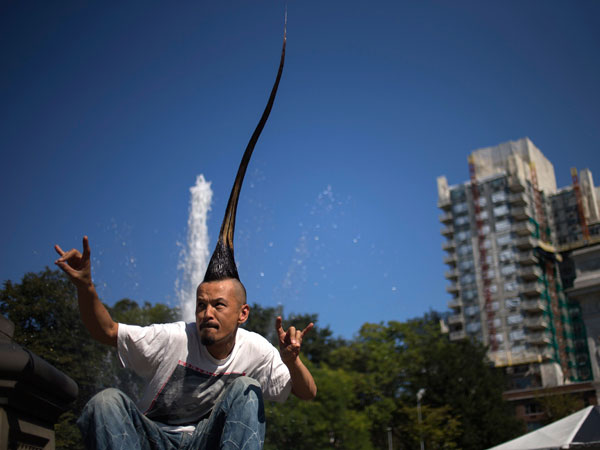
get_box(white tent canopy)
[488,406,600,450]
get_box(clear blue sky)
[1,1,599,339]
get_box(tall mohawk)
[203,15,287,282]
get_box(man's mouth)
[200,323,218,330]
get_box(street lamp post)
[417,388,426,450]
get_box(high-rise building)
[437,137,600,391]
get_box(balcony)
[516,236,537,250]
[448,298,462,309]
[518,266,543,281]
[448,314,464,325]
[523,316,549,330]
[443,254,457,266]
[522,299,546,312]
[509,176,526,192]
[439,212,453,224]
[527,332,552,345]
[441,225,454,237]
[513,221,535,236]
[511,206,530,221]
[446,284,460,294]
[445,269,459,280]
[521,282,544,296]
[442,240,456,251]
[517,251,537,265]
[449,330,466,341]
[438,198,452,210]
[509,192,528,206]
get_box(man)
[55,236,316,449]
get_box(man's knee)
[228,376,262,399]
[83,388,131,415]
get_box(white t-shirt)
[117,322,291,432]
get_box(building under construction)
[437,138,600,396]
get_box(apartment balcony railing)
[511,206,530,221]
[439,212,453,224]
[513,221,535,236]
[521,282,544,296]
[449,330,466,341]
[447,298,462,309]
[441,225,454,237]
[438,198,452,210]
[526,332,552,345]
[446,284,460,294]
[519,266,543,281]
[522,299,546,312]
[516,236,537,250]
[517,251,537,265]
[443,254,457,266]
[509,192,528,206]
[442,240,456,251]
[444,269,459,280]
[509,176,526,192]
[448,314,464,325]
[523,316,549,330]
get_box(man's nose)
[203,304,215,318]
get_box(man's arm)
[275,316,317,400]
[55,236,118,347]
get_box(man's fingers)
[54,244,65,257]
[275,316,285,338]
[55,260,77,278]
[301,323,314,337]
[82,236,91,260]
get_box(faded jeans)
[77,376,265,450]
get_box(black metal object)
[0,314,78,449]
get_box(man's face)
[195,279,249,349]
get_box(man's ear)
[238,303,250,325]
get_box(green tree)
[392,315,523,449]
[243,304,346,365]
[536,390,585,425]
[265,359,373,450]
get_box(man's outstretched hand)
[275,316,313,365]
[55,236,92,289]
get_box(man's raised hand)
[275,316,314,365]
[55,236,92,288]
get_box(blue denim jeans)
[77,376,265,450]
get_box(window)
[465,305,479,316]
[512,344,526,353]
[494,332,504,342]
[499,249,514,262]
[494,205,509,217]
[505,281,518,292]
[454,215,469,226]
[453,203,468,214]
[459,259,474,271]
[495,220,511,232]
[509,330,525,341]
[507,314,523,325]
[496,233,512,246]
[457,230,471,242]
[505,297,520,309]
[466,322,481,333]
[501,264,516,276]
[461,274,475,284]
[492,192,507,203]
[458,244,473,256]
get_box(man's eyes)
[196,301,226,309]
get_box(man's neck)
[206,331,237,360]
